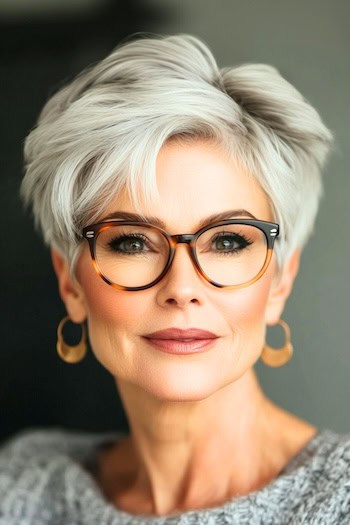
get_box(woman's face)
[74,139,290,401]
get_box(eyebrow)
[101,209,258,230]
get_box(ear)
[265,247,301,325]
[51,247,87,323]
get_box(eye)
[108,234,150,254]
[212,232,252,253]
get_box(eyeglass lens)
[94,223,268,288]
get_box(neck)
[110,368,289,515]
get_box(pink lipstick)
[142,327,219,355]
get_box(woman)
[1,34,349,523]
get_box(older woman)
[1,34,349,524]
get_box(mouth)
[143,327,218,339]
[142,337,218,354]
[142,327,219,354]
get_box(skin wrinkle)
[52,139,316,516]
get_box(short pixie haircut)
[21,33,333,275]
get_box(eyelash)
[107,233,154,254]
[208,231,253,254]
[106,231,253,255]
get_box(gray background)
[1,0,349,441]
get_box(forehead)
[103,139,273,232]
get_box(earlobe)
[50,247,87,323]
[265,247,302,325]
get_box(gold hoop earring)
[260,319,293,367]
[56,315,87,364]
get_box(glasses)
[82,219,279,291]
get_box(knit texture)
[1,426,350,524]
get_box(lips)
[143,327,218,340]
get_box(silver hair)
[20,33,333,275]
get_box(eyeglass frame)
[82,219,279,291]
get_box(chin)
[132,369,231,403]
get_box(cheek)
[83,279,141,327]
[223,255,277,332]
[228,278,271,325]
[215,272,273,366]
[77,250,147,325]
[76,252,150,366]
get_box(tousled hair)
[20,33,333,274]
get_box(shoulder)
[0,427,69,522]
[0,426,88,493]
[0,426,119,523]
[298,428,350,488]
[0,426,98,468]
[0,426,67,469]
[1,426,73,454]
[290,429,350,523]
[0,425,119,457]
[320,429,350,480]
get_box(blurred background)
[1,0,349,443]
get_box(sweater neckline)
[275,426,323,475]
[82,427,333,521]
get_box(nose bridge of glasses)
[170,233,196,266]
[171,234,195,245]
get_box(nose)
[155,243,205,308]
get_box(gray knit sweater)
[0,426,350,524]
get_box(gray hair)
[20,33,333,275]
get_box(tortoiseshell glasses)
[82,219,279,291]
